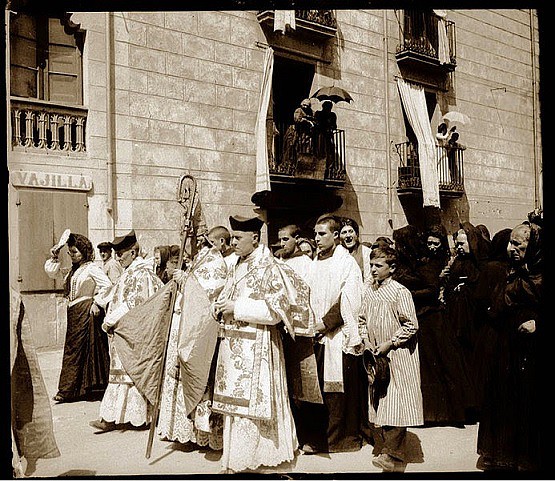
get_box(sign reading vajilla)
[10,170,93,191]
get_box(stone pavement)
[26,348,481,478]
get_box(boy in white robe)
[300,214,365,454]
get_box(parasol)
[442,111,471,126]
[311,86,353,104]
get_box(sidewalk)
[29,348,480,477]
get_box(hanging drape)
[255,47,274,193]
[396,78,440,207]
[433,10,450,64]
[274,10,296,33]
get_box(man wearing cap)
[97,241,124,284]
[209,215,302,473]
[90,230,164,432]
[298,213,365,454]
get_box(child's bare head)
[370,246,397,282]
[370,246,396,265]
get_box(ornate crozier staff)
[145,174,199,458]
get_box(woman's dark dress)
[477,222,542,471]
[476,267,541,471]
[415,257,474,424]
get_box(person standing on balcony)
[436,122,455,184]
[45,232,113,403]
[314,100,337,168]
[447,130,465,185]
[282,98,315,171]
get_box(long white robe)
[157,246,227,448]
[306,244,364,392]
[99,256,163,426]
[212,244,298,472]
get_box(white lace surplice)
[99,257,163,426]
[220,332,296,472]
[157,247,227,448]
[213,245,298,472]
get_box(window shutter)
[10,13,39,98]
[18,189,88,292]
[47,18,82,104]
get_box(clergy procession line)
[43,207,543,474]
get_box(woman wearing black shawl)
[394,224,473,425]
[441,222,490,418]
[472,227,512,409]
[44,233,113,402]
[412,225,475,425]
[476,217,542,472]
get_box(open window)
[269,56,316,168]
[10,13,85,105]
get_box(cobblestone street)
[27,348,480,478]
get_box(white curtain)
[396,78,440,207]
[255,47,274,193]
[274,10,296,33]
[433,10,450,64]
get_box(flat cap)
[111,229,137,251]
[229,215,264,232]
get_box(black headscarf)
[505,221,542,309]
[392,225,424,292]
[457,221,490,266]
[64,233,94,297]
[154,245,171,282]
[489,228,512,262]
[392,225,423,272]
[423,224,450,265]
[523,221,542,276]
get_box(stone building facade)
[6,9,542,348]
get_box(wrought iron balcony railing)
[10,97,87,153]
[257,10,337,39]
[395,141,465,196]
[268,120,346,186]
[396,10,456,70]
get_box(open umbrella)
[442,111,471,125]
[311,86,353,104]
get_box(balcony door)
[272,56,315,128]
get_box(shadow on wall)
[398,192,470,235]
[319,19,344,82]
[336,172,363,230]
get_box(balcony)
[268,120,346,187]
[10,97,87,153]
[257,10,337,40]
[396,10,456,74]
[395,141,464,197]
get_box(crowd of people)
[42,208,543,474]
